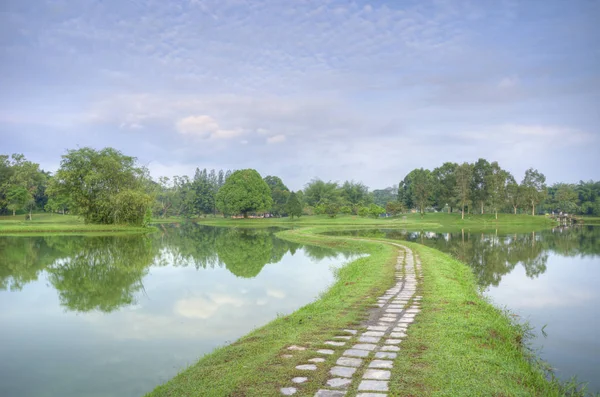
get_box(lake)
[325,225,600,393]
[0,224,358,397]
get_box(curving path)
[280,243,422,396]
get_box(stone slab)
[363,369,391,380]
[358,380,389,392]
[363,331,385,337]
[296,364,317,370]
[358,336,381,343]
[315,390,347,397]
[327,378,352,388]
[390,332,406,338]
[336,357,363,367]
[368,360,394,369]
[281,387,297,395]
[379,345,400,352]
[287,345,306,351]
[375,352,397,359]
[385,339,402,345]
[325,341,346,346]
[343,349,370,358]
[309,358,326,363]
[317,349,335,355]
[352,343,377,351]
[356,394,387,397]
[330,366,356,378]
[292,377,308,384]
[343,329,357,335]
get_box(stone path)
[280,243,422,396]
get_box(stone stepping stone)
[368,359,394,369]
[379,317,396,322]
[363,369,391,380]
[292,377,308,383]
[343,329,357,335]
[325,341,346,346]
[343,349,370,358]
[296,364,318,370]
[367,326,389,331]
[329,366,357,378]
[385,309,403,313]
[281,354,294,359]
[358,380,389,392]
[317,349,335,355]
[327,378,352,388]
[287,345,306,351]
[363,331,385,337]
[281,387,297,395]
[380,345,400,352]
[385,339,402,345]
[356,393,387,397]
[336,357,363,367]
[315,390,347,397]
[358,336,381,343]
[309,358,326,363]
[398,318,414,323]
[375,352,397,359]
[352,343,377,351]
[334,336,352,340]
[390,332,406,338]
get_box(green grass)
[145,226,573,396]
[387,241,568,396]
[0,213,153,234]
[194,212,556,232]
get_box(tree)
[412,168,433,215]
[506,175,522,215]
[264,175,290,217]
[285,191,303,219]
[432,162,458,213]
[521,168,547,216]
[216,169,272,217]
[303,179,339,207]
[368,203,386,218]
[455,162,472,219]
[486,162,510,219]
[48,147,151,225]
[340,180,371,214]
[552,184,579,213]
[385,201,404,216]
[372,186,398,208]
[470,158,491,214]
[6,186,29,216]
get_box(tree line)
[1,148,599,225]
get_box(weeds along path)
[279,243,421,397]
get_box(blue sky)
[1,0,598,190]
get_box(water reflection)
[0,224,349,314]
[326,226,600,288]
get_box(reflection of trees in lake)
[326,226,600,288]
[46,235,156,312]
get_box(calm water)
[326,226,600,392]
[0,224,357,397]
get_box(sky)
[1,0,598,191]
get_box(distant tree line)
[1,149,599,225]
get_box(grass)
[386,241,569,396]
[0,213,153,234]
[194,212,557,232]
[145,225,575,397]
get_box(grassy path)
[146,226,571,396]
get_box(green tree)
[368,203,386,218]
[455,162,473,219]
[506,175,523,215]
[303,179,340,207]
[285,191,303,219]
[432,162,458,213]
[412,168,434,215]
[216,169,272,217]
[372,186,397,208]
[340,180,371,214]
[6,185,29,216]
[385,201,404,216]
[49,147,151,225]
[470,158,491,214]
[521,168,547,216]
[486,162,510,219]
[264,175,290,217]
[552,184,579,213]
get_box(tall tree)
[505,175,522,215]
[264,175,290,217]
[372,186,398,208]
[432,162,458,213]
[285,191,303,219]
[486,162,510,219]
[340,180,371,214]
[216,169,272,217]
[454,162,473,219]
[303,179,340,207]
[521,168,547,216]
[470,158,491,214]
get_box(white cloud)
[176,115,245,140]
[266,134,286,144]
[498,76,518,89]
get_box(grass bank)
[0,213,153,234]
[195,213,557,232]
[146,226,568,396]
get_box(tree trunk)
[495,210,498,220]
[513,206,517,215]
[29,209,32,221]
[13,209,15,216]
[448,206,450,214]
[461,205,465,219]
[532,201,535,216]
[481,201,484,214]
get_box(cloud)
[176,115,244,140]
[174,292,245,320]
[266,134,286,144]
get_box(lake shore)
[145,225,573,397]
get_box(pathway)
[280,243,422,396]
